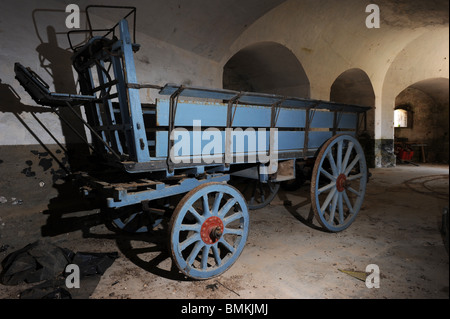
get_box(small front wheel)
[169,183,249,280]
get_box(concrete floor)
[0,163,448,299]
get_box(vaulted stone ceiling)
[62,0,448,63]
[69,0,287,61]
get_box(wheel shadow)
[111,227,189,282]
[40,183,189,281]
[277,185,328,233]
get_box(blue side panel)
[156,100,307,128]
[278,131,305,150]
[157,100,228,127]
[231,105,271,128]
[156,131,168,158]
[311,111,334,128]
[308,131,334,148]
[276,108,307,128]
[338,113,358,129]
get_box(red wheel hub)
[201,217,224,245]
[336,174,347,192]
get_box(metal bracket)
[303,106,317,159]
[167,86,185,173]
[332,108,344,136]
[225,93,243,167]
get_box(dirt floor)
[0,163,448,300]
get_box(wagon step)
[74,172,230,209]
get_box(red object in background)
[398,149,414,161]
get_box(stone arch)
[394,77,449,163]
[223,42,310,98]
[330,68,376,167]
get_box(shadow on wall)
[0,9,98,224]
[0,79,70,178]
[32,9,90,167]
[0,9,93,176]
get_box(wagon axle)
[336,174,349,193]
[201,217,224,245]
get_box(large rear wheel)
[311,134,368,232]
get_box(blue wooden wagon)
[14,6,371,280]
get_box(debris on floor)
[338,269,368,282]
[0,245,9,253]
[11,198,23,205]
[0,240,119,299]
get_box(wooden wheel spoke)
[344,155,360,176]
[218,198,237,217]
[318,181,337,195]
[223,211,243,226]
[326,152,339,176]
[320,168,336,181]
[188,206,205,223]
[219,238,236,254]
[342,190,354,214]
[338,192,344,224]
[347,173,364,181]
[347,186,362,197]
[211,192,224,216]
[223,227,244,236]
[202,194,212,218]
[187,242,204,266]
[342,142,354,172]
[201,245,210,270]
[180,223,201,232]
[180,234,201,252]
[212,244,222,266]
[337,140,343,173]
[328,191,339,223]
[320,187,337,212]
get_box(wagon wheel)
[111,204,165,233]
[169,182,249,280]
[231,177,280,210]
[311,134,368,232]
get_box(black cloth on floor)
[0,240,119,299]
[0,241,72,286]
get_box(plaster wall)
[0,0,223,146]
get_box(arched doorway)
[330,68,376,168]
[394,78,449,164]
[223,42,310,98]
